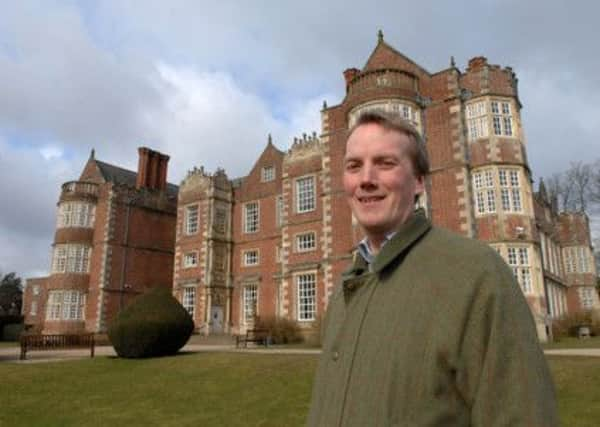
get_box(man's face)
[343,123,424,243]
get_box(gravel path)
[1,344,598,363]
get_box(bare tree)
[545,172,571,211]
[566,161,593,213]
[589,159,600,207]
[545,161,596,213]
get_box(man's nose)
[359,163,377,187]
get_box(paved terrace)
[1,342,599,364]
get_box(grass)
[548,356,600,427]
[1,352,599,426]
[0,340,18,348]
[543,336,600,349]
[0,352,318,426]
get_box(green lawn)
[0,353,317,426]
[0,340,18,348]
[0,353,598,426]
[548,356,600,427]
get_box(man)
[307,111,558,426]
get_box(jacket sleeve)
[458,257,559,427]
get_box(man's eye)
[345,163,360,171]
[379,160,397,169]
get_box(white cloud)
[0,137,80,278]
[519,68,600,181]
[39,145,64,161]
[140,63,335,182]
[2,0,600,277]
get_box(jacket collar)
[344,209,431,279]
[371,209,431,273]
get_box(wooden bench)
[20,333,95,360]
[236,328,271,348]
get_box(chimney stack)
[467,56,488,72]
[136,147,170,191]
[343,68,360,92]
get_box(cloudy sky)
[1,0,599,279]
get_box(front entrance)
[210,306,224,334]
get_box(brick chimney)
[467,56,488,72]
[136,147,170,191]
[343,68,360,92]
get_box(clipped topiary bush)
[108,287,194,358]
[2,323,24,341]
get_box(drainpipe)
[119,196,133,312]
[538,234,554,342]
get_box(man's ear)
[414,175,425,196]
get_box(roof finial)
[90,148,95,159]
[377,29,384,43]
[322,100,328,109]
[450,56,456,67]
[267,133,273,145]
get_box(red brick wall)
[558,213,592,246]
[22,277,48,330]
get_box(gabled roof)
[363,31,430,77]
[96,160,137,187]
[236,134,284,189]
[95,159,179,198]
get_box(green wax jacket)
[307,211,558,427]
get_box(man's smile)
[357,195,386,204]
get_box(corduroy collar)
[371,209,431,273]
[346,209,431,278]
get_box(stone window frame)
[45,290,86,321]
[243,201,259,233]
[295,271,317,322]
[506,245,533,294]
[213,207,227,234]
[498,168,522,213]
[51,244,91,274]
[295,231,317,253]
[472,167,525,217]
[184,204,200,235]
[183,251,199,269]
[243,284,258,324]
[32,285,40,296]
[564,246,592,274]
[182,286,196,318]
[62,290,85,320]
[242,249,260,267]
[56,201,95,228]
[212,245,227,271]
[490,100,513,137]
[30,301,38,316]
[348,99,422,131]
[295,175,316,214]
[466,97,517,142]
[472,169,496,215]
[46,291,62,320]
[261,165,275,182]
[579,287,596,310]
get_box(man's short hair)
[348,111,430,178]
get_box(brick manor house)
[23,33,599,341]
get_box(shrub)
[304,315,323,348]
[254,316,303,344]
[551,310,600,340]
[0,315,23,341]
[108,287,194,358]
[2,323,24,341]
